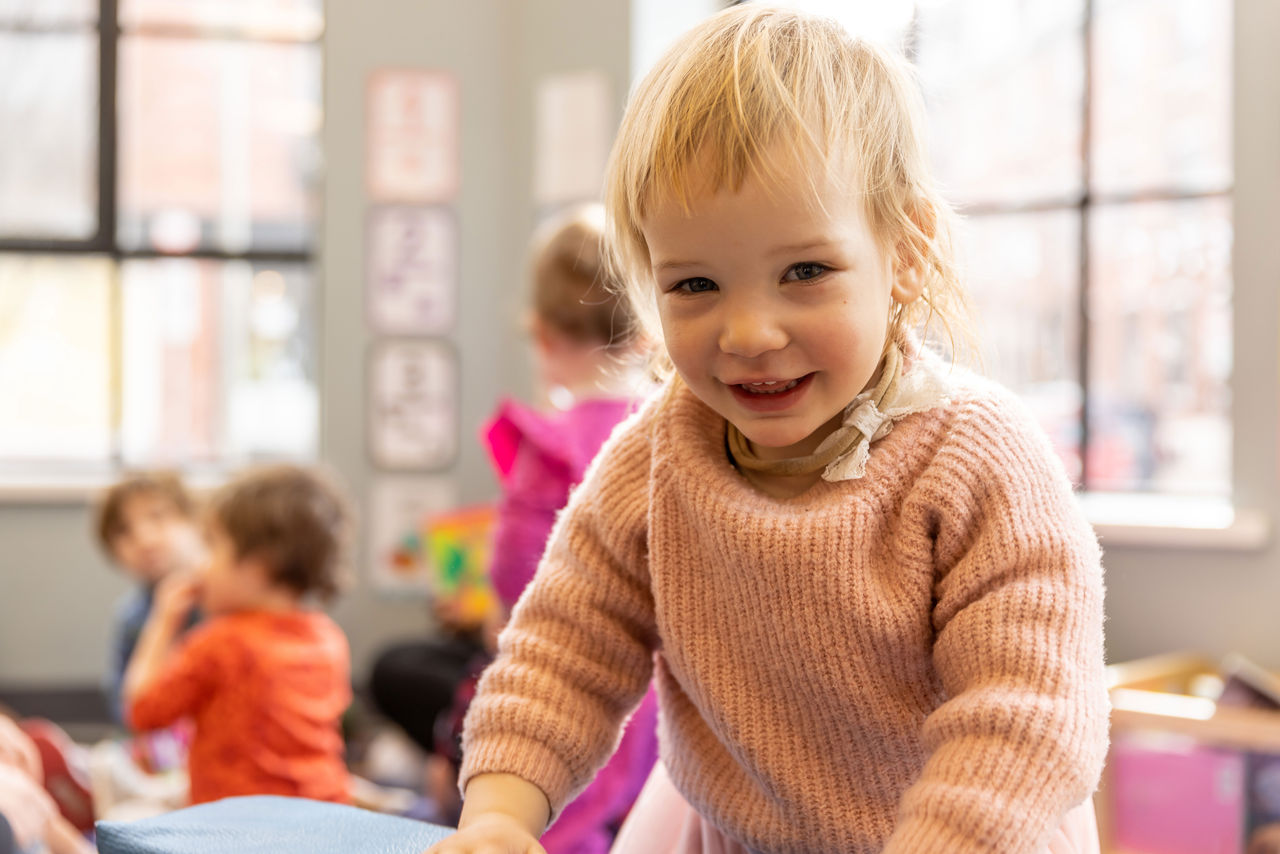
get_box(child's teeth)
[744,379,799,394]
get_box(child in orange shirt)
[123,464,354,806]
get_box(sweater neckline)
[655,355,957,511]
[659,381,861,510]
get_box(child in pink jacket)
[433,205,658,854]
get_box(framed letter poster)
[366,205,457,335]
[366,69,460,203]
[368,339,457,471]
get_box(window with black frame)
[0,0,323,479]
[737,0,1233,498]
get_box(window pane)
[120,0,322,39]
[224,262,317,462]
[117,37,322,254]
[1091,0,1231,196]
[0,32,97,239]
[1087,198,1231,496]
[962,209,1083,483]
[0,256,112,465]
[120,259,317,467]
[914,0,1085,206]
[0,0,95,27]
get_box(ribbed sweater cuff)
[458,734,577,822]
[883,809,1045,854]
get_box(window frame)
[0,0,319,474]
[908,0,1245,540]
[921,0,1234,492]
[725,0,1258,546]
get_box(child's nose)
[718,297,788,358]
[135,522,163,549]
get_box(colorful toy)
[423,504,497,627]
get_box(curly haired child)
[124,464,354,806]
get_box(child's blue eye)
[673,277,717,294]
[784,263,828,282]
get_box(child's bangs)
[629,16,846,222]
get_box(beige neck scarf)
[727,345,903,478]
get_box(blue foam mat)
[96,795,453,854]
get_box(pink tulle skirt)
[610,763,1100,854]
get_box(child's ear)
[529,315,562,355]
[890,200,936,306]
[891,264,925,306]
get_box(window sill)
[1079,492,1272,552]
[0,472,231,505]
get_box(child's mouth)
[741,379,800,394]
[728,373,813,411]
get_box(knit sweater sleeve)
[457,403,658,816]
[884,386,1109,854]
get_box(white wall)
[0,504,122,683]
[319,0,515,681]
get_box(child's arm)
[0,763,56,852]
[0,718,40,784]
[884,394,1109,854]
[46,812,96,854]
[450,406,658,842]
[121,572,200,710]
[425,773,550,854]
[120,572,222,735]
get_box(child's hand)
[153,571,201,626]
[424,773,550,854]
[0,762,55,849]
[0,717,41,782]
[424,813,547,854]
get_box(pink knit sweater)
[460,370,1109,854]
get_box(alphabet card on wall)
[366,205,457,335]
[367,476,456,595]
[533,69,612,205]
[366,69,459,204]
[368,339,457,471]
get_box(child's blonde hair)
[604,4,971,364]
[529,204,635,349]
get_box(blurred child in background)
[94,472,205,726]
[8,473,206,835]
[373,205,658,852]
[124,464,353,806]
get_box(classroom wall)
[319,0,516,683]
[322,0,635,681]
[1,0,1278,692]
[0,506,122,684]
